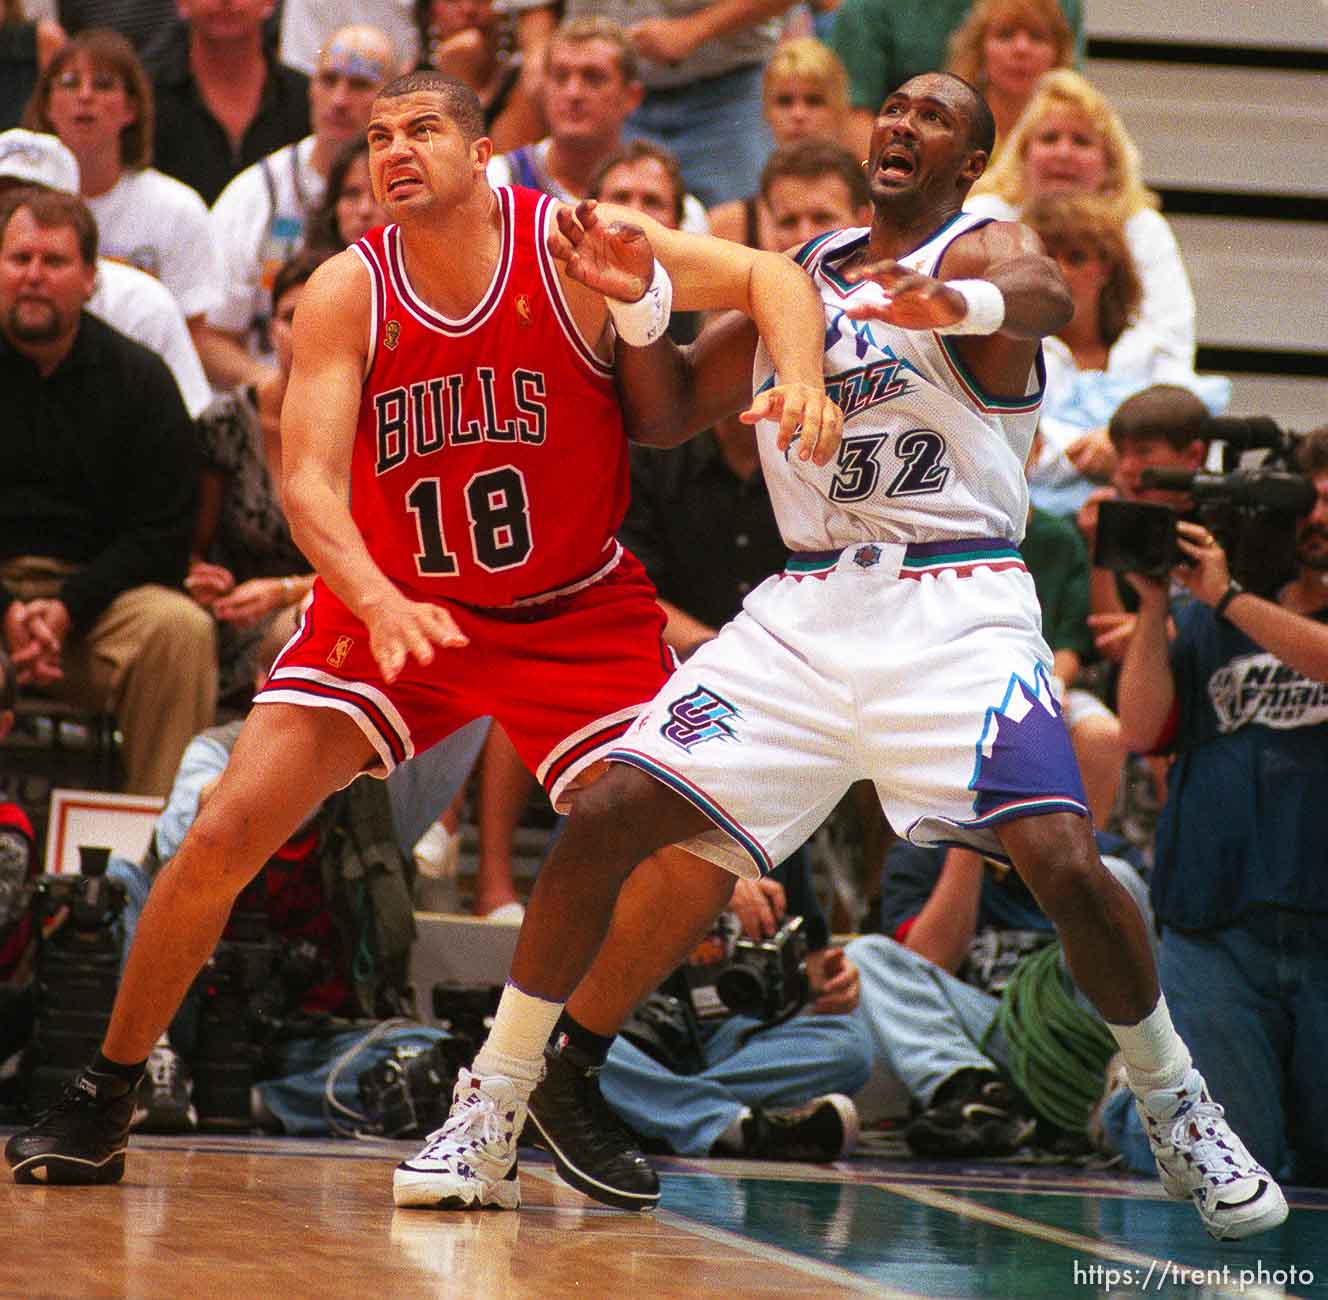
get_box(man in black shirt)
[150,0,310,206]
[0,187,215,796]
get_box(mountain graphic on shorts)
[969,665,1087,820]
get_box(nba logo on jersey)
[515,293,533,325]
[327,636,354,668]
[661,686,741,751]
[383,320,400,350]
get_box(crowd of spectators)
[1,0,1322,1187]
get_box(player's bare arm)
[845,219,1072,397]
[281,251,468,681]
[548,199,842,465]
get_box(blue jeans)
[1107,912,1328,1184]
[850,855,1154,1107]
[600,1009,873,1155]
[629,64,772,208]
[258,1023,454,1136]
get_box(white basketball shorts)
[609,538,1089,878]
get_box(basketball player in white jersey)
[419,72,1286,1240]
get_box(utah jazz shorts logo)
[662,686,741,750]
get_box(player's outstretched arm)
[843,220,1072,340]
[282,253,468,681]
[550,200,841,464]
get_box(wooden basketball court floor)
[3,1133,1324,1298]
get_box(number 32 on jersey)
[829,427,950,503]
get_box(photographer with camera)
[595,851,872,1162]
[1101,425,1328,1186]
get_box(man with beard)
[1110,425,1328,1188]
[0,186,212,798]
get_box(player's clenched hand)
[548,200,654,303]
[741,382,842,466]
[362,591,468,682]
[842,259,967,331]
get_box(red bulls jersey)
[350,185,629,608]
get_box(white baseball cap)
[0,129,80,194]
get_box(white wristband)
[606,259,673,348]
[935,279,1005,335]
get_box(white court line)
[876,1182,1299,1300]
[523,1166,926,1297]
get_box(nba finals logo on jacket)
[662,686,742,751]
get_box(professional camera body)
[715,915,811,1022]
[1095,415,1315,595]
[356,1035,476,1138]
[21,869,125,1115]
[620,914,811,1074]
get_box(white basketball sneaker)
[393,1069,525,1210]
[1137,1069,1288,1240]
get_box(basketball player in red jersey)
[5,71,841,1207]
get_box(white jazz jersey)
[752,213,1044,550]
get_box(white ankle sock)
[472,980,563,1093]
[1106,994,1193,1097]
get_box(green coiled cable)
[984,941,1119,1134]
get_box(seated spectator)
[489,18,707,235]
[829,0,1083,160]
[759,137,871,255]
[1,0,64,130]
[566,0,789,207]
[109,628,490,1137]
[23,29,223,368]
[599,852,872,1161]
[150,0,309,207]
[708,37,851,250]
[1021,192,1228,517]
[415,0,544,150]
[0,128,211,416]
[967,69,1197,370]
[205,24,394,389]
[945,0,1072,156]
[1100,431,1328,1186]
[188,250,323,717]
[847,834,1151,1157]
[302,138,386,254]
[0,185,215,796]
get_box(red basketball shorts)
[256,550,674,808]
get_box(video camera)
[1094,415,1314,595]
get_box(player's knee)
[561,764,679,872]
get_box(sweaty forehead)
[888,74,971,116]
[369,93,450,128]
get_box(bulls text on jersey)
[374,366,548,474]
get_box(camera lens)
[715,965,765,1016]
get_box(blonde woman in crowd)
[967,68,1196,369]
[945,0,1073,155]
[708,37,850,250]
